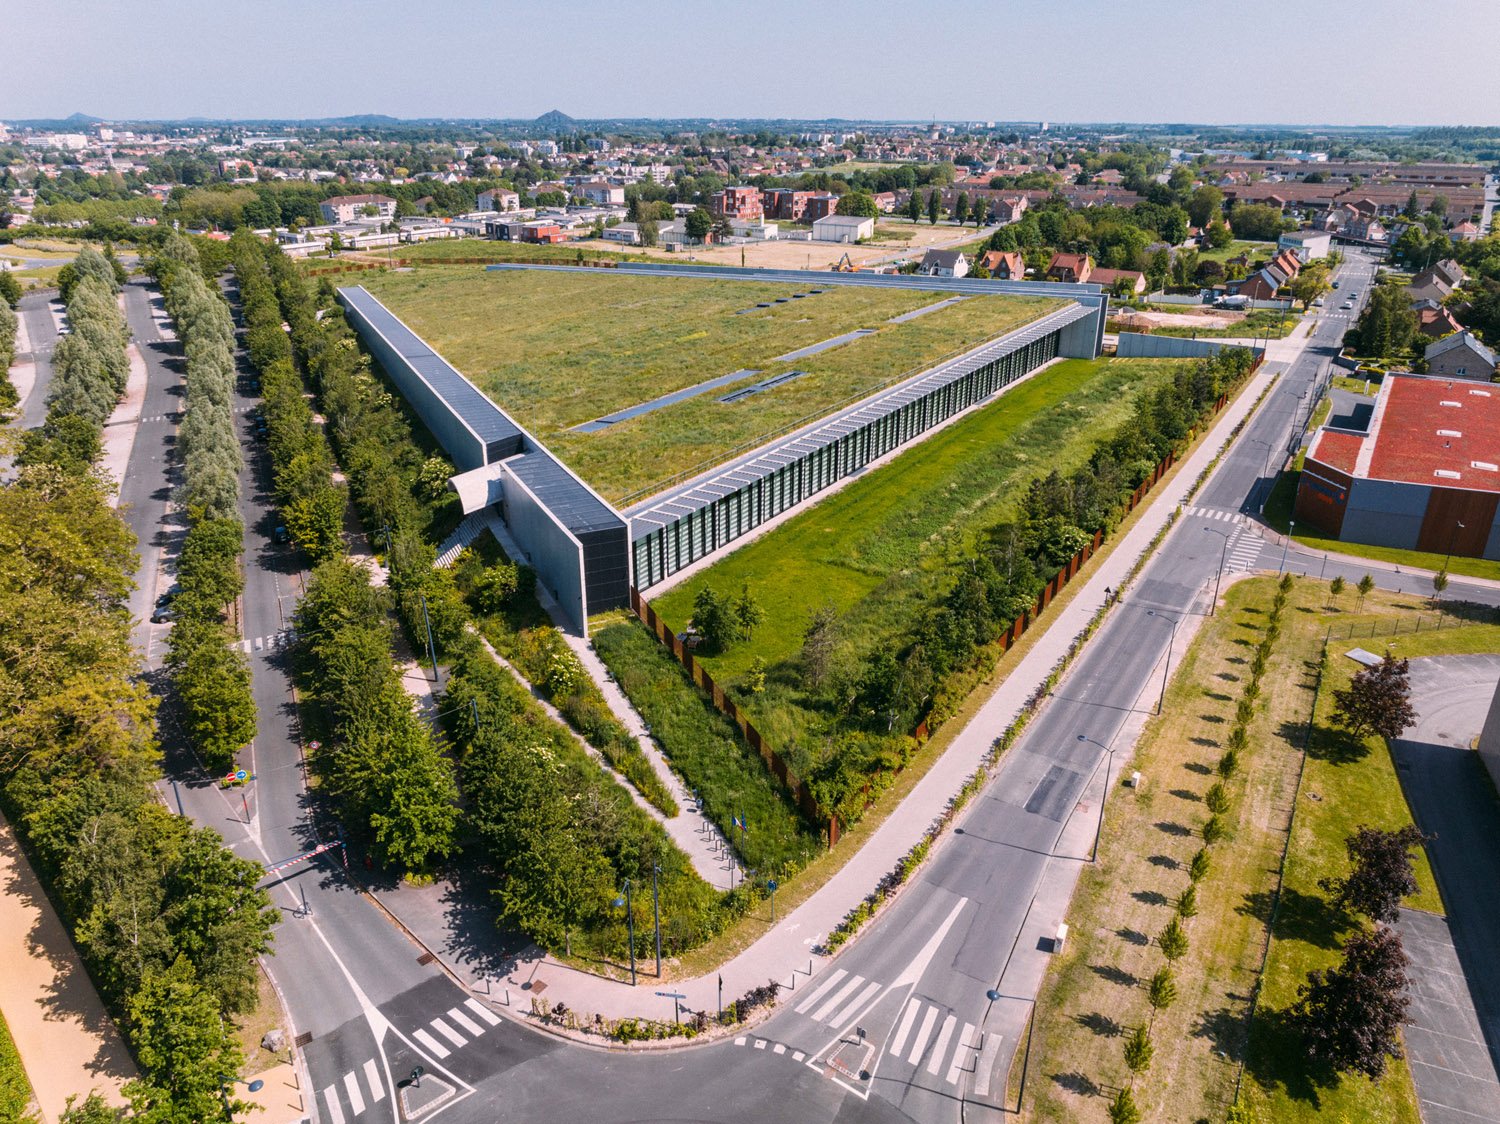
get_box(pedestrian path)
[320,1056,387,1123]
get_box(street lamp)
[1146,609,1180,715]
[1203,525,1231,616]
[1279,519,1296,575]
[220,1075,265,1119]
[1077,734,1116,863]
[1443,520,1466,572]
[767,878,779,923]
[651,864,663,979]
[612,880,636,986]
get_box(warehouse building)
[1296,374,1500,560]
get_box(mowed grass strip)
[1024,578,1462,1124]
[363,268,1058,500]
[653,357,1185,759]
[0,1006,35,1124]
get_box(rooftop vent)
[1437,429,1462,437]
[1440,400,1462,408]
[1434,469,1462,480]
[1470,388,1492,397]
[1472,461,1498,472]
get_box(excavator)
[832,252,860,272]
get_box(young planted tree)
[905,190,922,222]
[1189,848,1211,883]
[734,582,764,641]
[1158,917,1189,961]
[692,585,738,653]
[1289,925,1411,1078]
[1108,1086,1141,1124]
[1204,782,1230,815]
[1176,884,1199,919]
[1123,1025,1154,1074]
[1147,967,1177,1012]
[1319,824,1429,925]
[1356,573,1375,611]
[1431,569,1448,607]
[1327,574,1345,611]
[801,605,841,689]
[953,191,970,225]
[927,189,941,225]
[1333,653,1416,740]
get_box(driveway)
[1390,654,1500,1124]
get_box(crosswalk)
[1184,504,1239,523]
[792,968,884,1030]
[1225,532,1263,573]
[407,996,503,1060]
[887,997,983,1088]
[240,629,294,654]
[320,1056,386,1124]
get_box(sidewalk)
[371,351,1289,1027]
[0,813,136,1123]
[101,295,149,507]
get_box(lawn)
[387,238,649,264]
[1024,577,1458,1124]
[0,1006,36,1124]
[1146,307,1301,340]
[652,356,1185,769]
[1264,470,1500,582]
[1197,238,1279,265]
[362,267,1060,501]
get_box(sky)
[7,0,1500,126]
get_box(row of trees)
[0,275,16,418]
[150,234,258,772]
[788,348,1259,826]
[1,363,278,1118]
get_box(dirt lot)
[1111,307,1242,330]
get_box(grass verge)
[0,1006,36,1124]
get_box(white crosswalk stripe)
[889,1001,983,1086]
[343,1071,365,1116]
[363,1058,385,1103]
[828,979,882,1030]
[907,1004,940,1065]
[431,1016,467,1048]
[321,1087,346,1124]
[794,968,848,1014]
[464,997,502,1026]
[889,997,922,1057]
[446,1006,484,1036]
[809,974,867,1023]
[925,1015,957,1075]
[945,1022,979,1085]
[412,1027,450,1058]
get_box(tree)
[1319,825,1429,925]
[1108,1087,1141,1124]
[60,1094,126,1123]
[1289,262,1332,310]
[1333,653,1416,740]
[1177,884,1199,918]
[692,585,738,652]
[1123,1025,1154,1073]
[1147,967,1177,1011]
[953,192,969,226]
[684,207,713,242]
[1289,926,1410,1078]
[637,216,659,248]
[745,656,767,694]
[1158,916,1189,960]
[927,189,941,225]
[1189,848,1210,883]
[1328,575,1345,609]
[801,605,840,688]
[1204,782,1230,815]
[1189,184,1224,229]
[1205,219,1233,249]
[733,582,764,641]
[0,268,21,309]
[1356,573,1375,610]
[972,197,989,227]
[839,191,878,219]
[905,190,922,222]
[1431,569,1448,606]
[1402,190,1421,219]
[1349,281,1418,359]
[1228,203,1286,241]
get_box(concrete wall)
[1059,300,1107,359]
[1488,519,1500,562]
[1479,679,1500,793]
[1115,332,1264,361]
[338,294,488,471]
[500,463,589,634]
[1339,479,1430,550]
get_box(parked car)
[150,587,179,624]
[273,525,291,544]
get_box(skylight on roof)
[1470,388,1492,397]
[1437,429,1462,437]
[1472,461,1498,472]
[1440,400,1462,407]
[1434,469,1462,480]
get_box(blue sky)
[8,0,1500,124]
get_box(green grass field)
[651,355,1185,768]
[387,239,648,264]
[362,268,1060,501]
[0,1007,36,1124]
[1197,238,1279,265]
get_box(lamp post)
[1203,525,1230,616]
[220,1075,265,1119]
[612,880,636,986]
[767,878,779,923]
[418,593,439,682]
[1443,520,1466,572]
[651,864,662,979]
[1077,734,1115,863]
[1279,519,1296,575]
[1146,609,1180,715]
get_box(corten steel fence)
[626,360,1257,847]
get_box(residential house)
[1407,266,1458,305]
[1343,214,1387,242]
[521,221,565,244]
[1234,268,1284,301]
[761,188,814,220]
[319,193,396,223]
[978,250,1025,279]
[1424,331,1497,382]
[918,248,969,278]
[476,188,520,212]
[1432,259,1467,289]
[1277,228,1332,261]
[871,191,898,213]
[709,186,764,220]
[804,193,840,221]
[1449,220,1482,243]
[1046,252,1093,283]
[578,181,625,206]
[991,195,1028,223]
[1090,268,1147,295]
[1094,168,1125,186]
[1416,304,1464,338]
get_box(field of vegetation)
[361,268,1059,500]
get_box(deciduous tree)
[1319,825,1429,925]
[1289,926,1410,1078]
[1333,653,1416,740]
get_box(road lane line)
[926,1014,957,1075]
[810,975,867,1023]
[907,1005,940,1065]
[363,1058,385,1102]
[829,979,882,1030]
[412,1028,450,1058]
[945,1022,977,1085]
[794,968,848,1014]
[889,997,921,1057]
[343,1071,365,1116]
[431,1017,466,1048]
[446,1007,484,1036]
[321,1087,346,1124]
[464,997,502,1026]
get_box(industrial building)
[1296,374,1500,561]
[338,266,1107,629]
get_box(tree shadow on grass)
[1050,1071,1101,1097]
[1075,1011,1123,1037]
[1170,788,1202,803]
[1203,690,1232,702]
[1190,736,1221,748]
[1090,963,1139,988]
[1239,886,1350,952]
[1148,854,1180,871]
[1132,889,1168,907]
[1244,1005,1338,1110]
[1302,720,1369,765]
[1156,820,1194,837]
[1194,1003,1249,1061]
[1184,761,1213,775]
[1116,927,1150,947]
[1201,713,1227,724]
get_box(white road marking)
[829,979,883,1030]
[446,1007,484,1036]
[343,1070,365,1116]
[735,1036,746,1046]
[754,1038,766,1049]
[431,1017,466,1048]
[321,1087,346,1124]
[363,1058,385,1102]
[773,1043,786,1054]
[810,974,867,1023]
[907,1004,940,1065]
[464,997,502,1026]
[412,1028,450,1058]
[792,1050,804,1062]
[889,997,922,1057]
[945,1022,978,1085]
[926,1014,957,1075]
[794,968,848,1014]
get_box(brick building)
[709,186,763,220]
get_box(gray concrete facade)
[1480,678,1500,792]
[1114,331,1265,361]
[1339,478,1432,551]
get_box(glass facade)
[632,328,1061,589]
